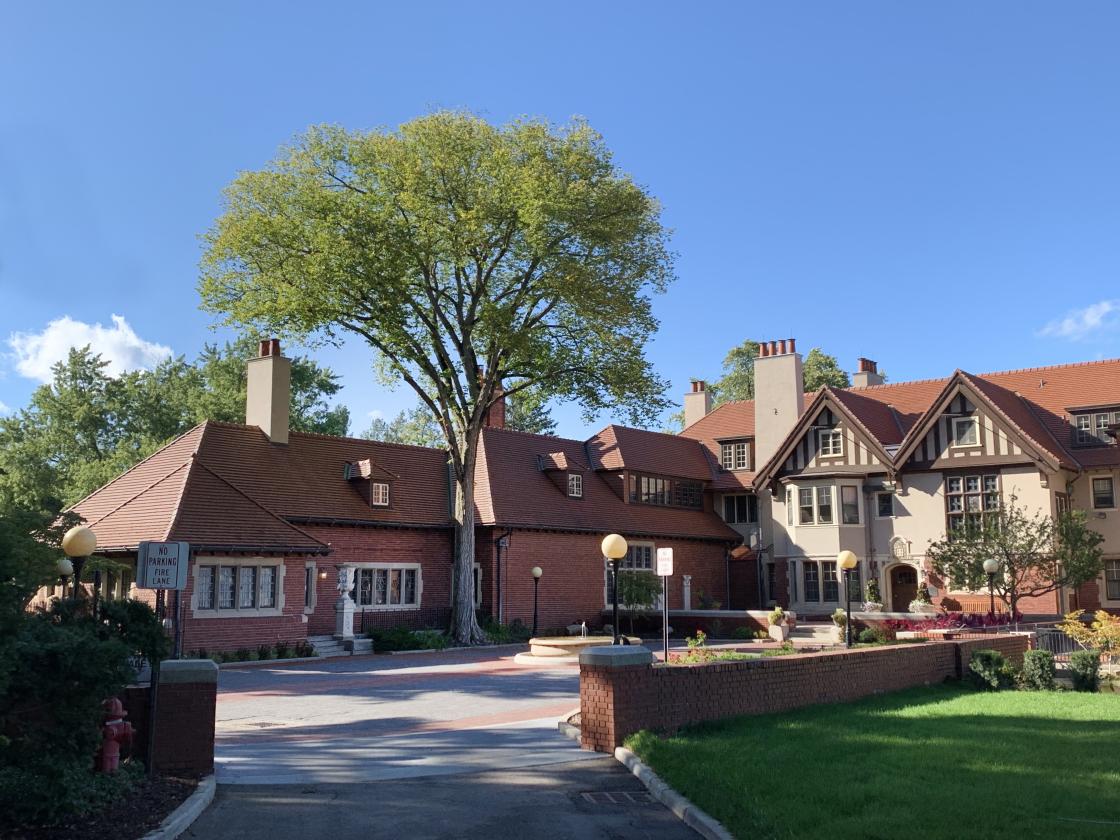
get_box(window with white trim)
[1105,560,1120,601]
[720,441,750,470]
[951,417,980,448]
[822,561,839,602]
[371,482,390,507]
[197,562,280,613]
[794,485,841,525]
[1093,477,1115,509]
[567,473,583,498]
[723,494,759,524]
[818,429,843,457]
[353,565,421,609]
[1074,409,1120,446]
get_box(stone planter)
[861,602,883,613]
[768,623,790,642]
[909,602,938,616]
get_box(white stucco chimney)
[683,380,712,429]
[246,338,291,444]
[852,357,885,388]
[753,338,804,467]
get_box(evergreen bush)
[967,649,1015,691]
[1069,650,1101,692]
[1019,650,1055,690]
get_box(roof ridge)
[65,421,207,512]
[1015,389,1080,467]
[595,423,704,443]
[288,426,449,452]
[191,460,329,548]
[977,356,1120,378]
[480,425,566,443]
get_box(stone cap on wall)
[158,659,219,685]
[578,646,654,667]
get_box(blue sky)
[2,2,1119,437]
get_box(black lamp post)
[62,525,97,610]
[531,566,542,637]
[602,534,628,645]
[983,558,999,617]
[838,550,858,648]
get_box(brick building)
[64,339,1120,651]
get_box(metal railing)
[358,606,451,636]
[1033,626,1083,661]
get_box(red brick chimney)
[485,385,507,429]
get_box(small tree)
[927,499,1105,621]
[1058,610,1120,674]
[615,571,661,635]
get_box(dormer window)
[1073,409,1120,446]
[567,473,583,498]
[371,482,390,507]
[720,441,750,470]
[818,429,843,457]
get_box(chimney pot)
[258,339,270,357]
[270,338,281,356]
[788,338,796,353]
[778,339,787,355]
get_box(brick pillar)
[124,659,218,777]
[578,646,654,753]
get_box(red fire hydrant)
[96,698,134,774]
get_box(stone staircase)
[307,634,350,658]
[789,623,838,645]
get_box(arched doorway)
[889,565,918,612]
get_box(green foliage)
[928,500,1106,617]
[1069,650,1101,692]
[362,405,445,447]
[865,579,881,603]
[967,649,1015,691]
[760,642,797,657]
[0,340,348,511]
[768,606,785,626]
[831,608,847,628]
[234,648,252,662]
[198,112,675,645]
[257,644,274,660]
[1020,650,1056,691]
[0,599,160,825]
[617,571,662,634]
[294,639,317,658]
[858,627,888,644]
[481,617,532,644]
[731,626,754,640]
[367,626,450,652]
[274,641,291,659]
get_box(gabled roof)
[586,424,713,481]
[474,427,739,542]
[679,357,1120,481]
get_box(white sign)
[137,541,190,590]
[656,547,674,577]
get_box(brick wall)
[120,660,217,777]
[579,634,1030,752]
[482,530,731,631]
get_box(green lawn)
[626,684,1120,840]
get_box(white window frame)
[840,485,860,525]
[818,429,843,458]
[371,482,390,507]
[1092,476,1115,510]
[720,441,750,471]
[352,562,423,611]
[951,417,981,448]
[876,492,895,519]
[567,473,583,498]
[793,484,837,526]
[191,557,286,618]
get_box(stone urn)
[768,622,790,642]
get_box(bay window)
[354,565,421,609]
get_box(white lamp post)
[602,534,629,645]
[62,525,97,608]
[837,550,859,647]
[982,558,1000,617]
[531,566,543,637]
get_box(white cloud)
[8,314,173,383]
[367,409,385,420]
[0,401,8,414]
[1038,299,1120,341]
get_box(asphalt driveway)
[188,647,697,839]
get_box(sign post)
[656,548,673,663]
[136,541,189,778]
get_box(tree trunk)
[451,456,487,645]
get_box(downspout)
[495,529,512,624]
[725,546,731,609]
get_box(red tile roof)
[474,427,739,541]
[680,357,1120,479]
[587,425,714,480]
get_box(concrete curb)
[613,747,735,840]
[218,655,321,669]
[141,774,215,840]
[556,706,582,742]
[217,641,530,668]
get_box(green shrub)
[967,649,1015,691]
[369,626,451,652]
[256,644,274,660]
[234,647,252,661]
[1069,650,1101,692]
[294,640,316,658]
[768,606,785,627]
[761,642,797,657]
[858,627,886,644]
[831,608,847,628]
[731,626,753,640]
[1020,650,1055,691]
[274,641,291,659]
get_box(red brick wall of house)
[484,530,731,632]
[579,634,1029,752]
